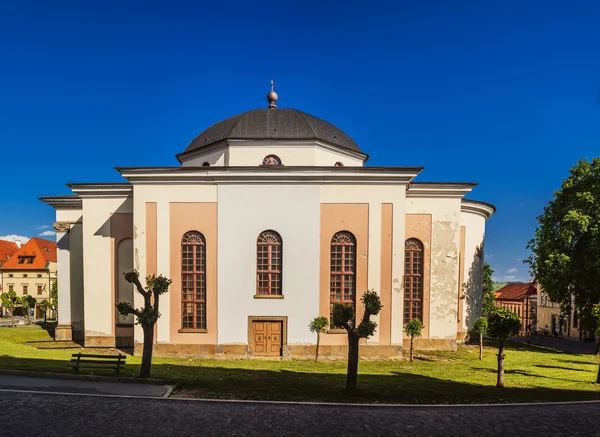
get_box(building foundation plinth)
[55,325,73,341]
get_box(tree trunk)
[140,324,155,378]
[479,332,483,360]
[496,342,505,388]
[410,335,414,362]
[595,338,600,356]
[315,332,320,363]
[346,333,359,392]
[10,311,14,328]
[597,362,600,384]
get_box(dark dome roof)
[183,108,362,154]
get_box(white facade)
[42,99,494,356]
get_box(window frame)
[329,231,357,329]
[404,238,424,325]
[180,231,207,332]
[256,230,283,297]
[261,155,282,166]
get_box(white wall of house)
[132,184,218,343]
[460,208,487,332]
[218,183,321,344]
[406,196,462,339]
[81,196,132,339]
[320,184,407,344]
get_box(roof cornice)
[406,182,477,198]
[115,166,423,185]
[39,195,82,210]
[461,199,496,219]
[66,183,132,198]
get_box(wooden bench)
[67,353,126,377]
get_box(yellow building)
[0,237,57,318]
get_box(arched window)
[330,231,356,326]
[202,161,210,167]
[256,231,282,295]
[181,231,206,330]
[262,155,282,166]
[334,161,344,167]
[404,238,423,324]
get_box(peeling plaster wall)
[406,197,461,339]
[460,211,487,332]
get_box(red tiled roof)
[1,237,56,270]
[495,282,538,301]
[0,240,19,267]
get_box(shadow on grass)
[0,354,599,404]
[34,322,57,340]
[534,364,593,373]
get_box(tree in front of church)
[1,291,21,327]
[404,319,423,362]
[482,262,495,317]
[21,295,36,323]
[526,158,600,342]
[593,304,600,383]
[487,308,521,388]
[117,271,172,379]
[472,316,488,360]
[308,316,329,363]
[331,289,382,392]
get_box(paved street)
[1,391,599,436]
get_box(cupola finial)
[267,78,278,108]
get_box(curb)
[0,369,169,386]
[1,387,600,408]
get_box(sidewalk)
[0,374,172,397]
[513,335,597,354]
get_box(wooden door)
[252,321,282,356]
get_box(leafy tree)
[116,271,171,378]
[404,319,423,362]
[49,281,58,320]
[21,295,36,322]
[38,300,50,322]
[331,289,382,391]
[308,316,329,363]
[527,158,600,339]
[482,262,496,317]
[487,308,521,388]
[1,291,21,327]
[472,317,488,360]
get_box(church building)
[41,84,494,359]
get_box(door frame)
[248,316,288,357]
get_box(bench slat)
[69,359,125,365]
[71,354,125,359]
[68,364,120,369]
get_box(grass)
[1,324,599,404]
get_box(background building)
[494,282,537,336]
[0,237,57,318]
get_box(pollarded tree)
[331,289,382,392]
[116,271,171,379]
[404,319,423,362]
[527,158,600,339]
[1,291,21,327]
[38,300,50,323]
[308,316,329,363]
[472,317,488,360]
[487,308,521,388]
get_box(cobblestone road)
[1,391,599,436]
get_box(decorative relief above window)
[262,155,282,166]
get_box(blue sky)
[1,1,599,282]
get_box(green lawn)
[1,324,599,404]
